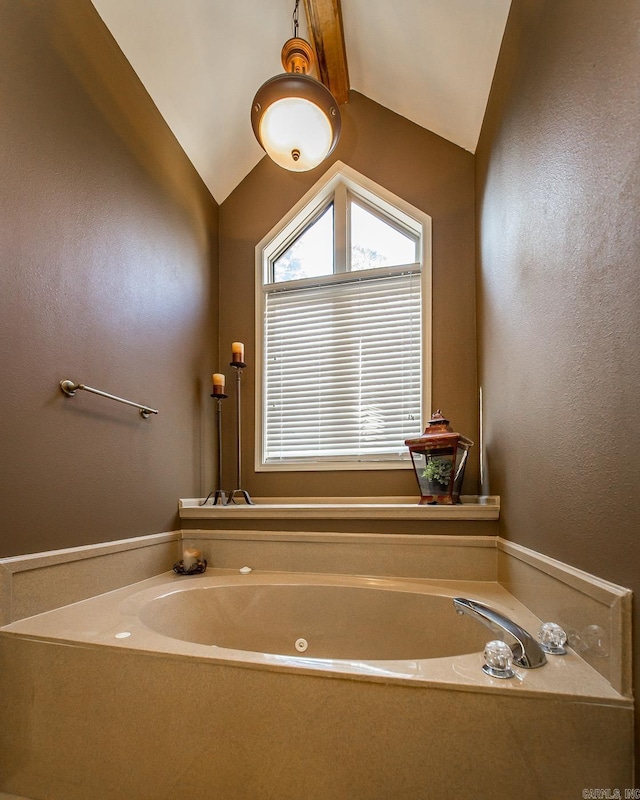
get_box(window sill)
[179,496,499,521]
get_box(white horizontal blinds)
[264,270,421,461]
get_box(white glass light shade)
[252,73,341,172]
[261,97,333,171]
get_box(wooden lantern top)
[404,409,474,451]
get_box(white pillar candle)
[182,547,202,568]
[212,373,225,392]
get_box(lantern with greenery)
[405,410,473,504]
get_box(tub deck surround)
[0,569,626,705]
[181,530,499,584]
[1,527,629,700]
[0,551,633,796]
[499,539,633,697]
[1,633,632,800]
[179,495,500,521]
[0,531,182,625]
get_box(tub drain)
[295,637,308,652]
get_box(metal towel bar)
[60,380,158,418]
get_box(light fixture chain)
[292,0,299,39]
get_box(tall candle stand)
[200,387,228,506]
[227,360,253,504]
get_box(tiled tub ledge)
[179,495,500,521]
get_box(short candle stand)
[200,388,228,506]
[227,361,253,505]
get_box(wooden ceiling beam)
[303,0,350,105]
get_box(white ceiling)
[91,0,511,204]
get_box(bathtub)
[0,569,633,799]
[131,572,493,662]
[1,568,628,690]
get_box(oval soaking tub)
[135,575,490,660]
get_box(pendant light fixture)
[251,0,341,172]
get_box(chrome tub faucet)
[453,597,547,669]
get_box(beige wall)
[0,1,219,556]
[476,0,640,756]
[219,92,477,499]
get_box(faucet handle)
[482,639,515,679]
[537,622,568,654]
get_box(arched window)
[255,162,431,471]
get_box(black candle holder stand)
[200,390,229,506]
[226,361,253,505]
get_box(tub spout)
[453,598,547,669]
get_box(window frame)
[255,161,432,472]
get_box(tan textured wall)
[476,0,640,756]
[0,1,219,556]
[219,92,477,499]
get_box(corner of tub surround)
[497,538,632,697]
[0,531,182,625]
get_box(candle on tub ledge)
[173,547,207,575]
[182,547,202,569]
[231,342,245,364]
[212,373,225,394]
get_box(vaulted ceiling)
[91,0,512,203]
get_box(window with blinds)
[264,269,421,462]
[256,163,431,471]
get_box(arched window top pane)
[272,204,334,283]
[350,200,418,272]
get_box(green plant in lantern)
[422,456,452,487]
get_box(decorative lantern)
[405,410,474,505]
